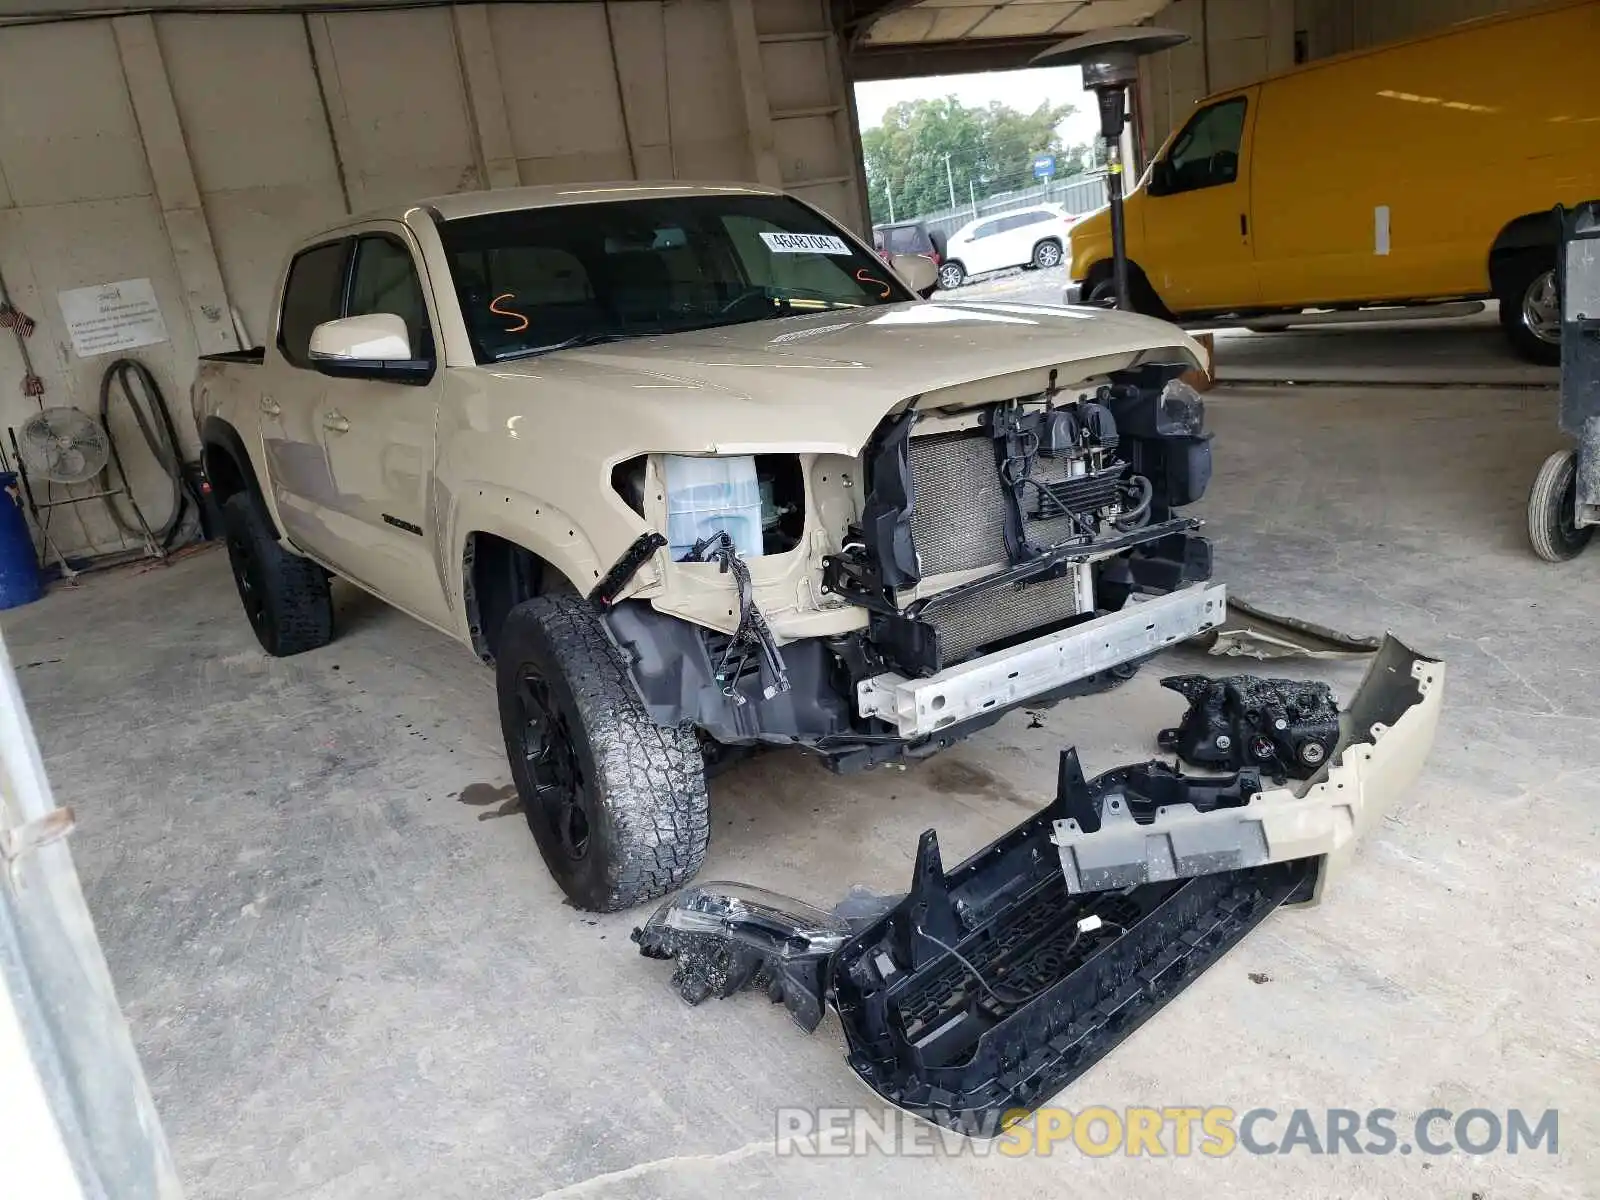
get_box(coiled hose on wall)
[99,357,202,549]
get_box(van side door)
[313,228,453,630]
[1138,91,1259,312]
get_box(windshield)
[437,194,912,363]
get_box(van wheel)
[937,261,966,290]
[496,594,709,911]
[1527,449,1593,562]
[222,493,334,656]
[1497,253,1560,365]
[1088,273,1167,318]
[1032,240,1063,269]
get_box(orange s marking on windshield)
[855,269,892,300]
[490,293,529,333]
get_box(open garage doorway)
[839,0,1580,388]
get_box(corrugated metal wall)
[0,0,860,559]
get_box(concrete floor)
[5,383,1598,1199]
[957,264,1558,387]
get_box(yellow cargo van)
[1065,0,1600,363]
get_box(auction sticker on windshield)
[760,232,852,255]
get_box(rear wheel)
[1497,252,1560,365]
[1527,449,1593,562]
[222,493,333,656]
[496,594,709,911]
[937,261,966,291]
[1032,239,1063,269]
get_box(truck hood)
[480,300,1200,456]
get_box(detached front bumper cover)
[1052,635,1443,900]
[633,635,1442,1134]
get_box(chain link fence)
[883,173,1108,245]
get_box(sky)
[853,65,1102,145]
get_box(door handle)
[1239,213,1249,237]
[322,410,350,434]
[259,395,281,417]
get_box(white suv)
[938,204,1078,290]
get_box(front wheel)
[1497,254,1560,366]
[1032,239,1063,269]
[496,594,710,911]
[1527,449,1593,562]
[936,261,966,290]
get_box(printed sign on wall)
[57,279,170,358]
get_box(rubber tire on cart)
[222,492,334,656]
[496,594,710,911]
[937,260,966,291]
[1496,251,1561,366]
[1032,239,1063,269]
[1527,449,1593,562]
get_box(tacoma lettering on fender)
[198,182,1237,912]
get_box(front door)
[316,230,451,629]
[1136,92,1259,313]
[262,238,349,560]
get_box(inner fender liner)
[603,600,851,744]
[1053,635,1443,900]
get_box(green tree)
[862,96,1077,226]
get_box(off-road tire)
[222,492,333,656]
[1496,251,1560,366]
[496,594,709,911]
[1527,449,1593,562]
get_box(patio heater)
[1032,27,1188,310]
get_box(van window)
[278,240,349,369]
[1161,97,1248,194]
[348,235,433,360]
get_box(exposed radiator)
[925,569,1088,662]
[906,430,1008,576]
[906,427,1097,662]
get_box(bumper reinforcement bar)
[858,584,1226,738]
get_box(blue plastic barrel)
[0,472,42,610]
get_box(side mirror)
[889,252,939,299]
[308,314,431,383]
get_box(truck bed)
[199,347,265,365]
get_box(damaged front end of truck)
[599,345,1225,773]
[634,637,1443,1133]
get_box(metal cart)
[1528,200,1600,561]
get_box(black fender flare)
[200,415,277,536]
[1487,210,1560,297]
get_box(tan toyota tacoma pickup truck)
[196,182,1236,912]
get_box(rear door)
[1006,210,1054,267]
[1137,91,1260,312]
[261,238,350,559]
[315,228,451,628]
[962,216,1007,274]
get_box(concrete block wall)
[0,0,860,559]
